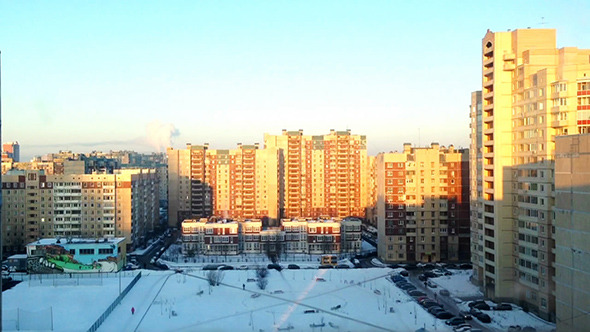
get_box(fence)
[86,271,142,332]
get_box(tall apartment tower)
[470,28,590,321]
[264,129,368,219]
[376,143,469,263]
[554,134,590,331]
[167,143,281,227]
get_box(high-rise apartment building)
[264,129,368,219]
[167,143,281,226]
[554,134,590,331]
[376,143,469,263]
[2,141,20,162]
[1,168,159,254]
[470,28,590,321]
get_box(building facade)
[181,217,361,257]
[554,134,590,331]
[376,143,469,263]
[470,28,590,321]
[1,168,159,255]
[264,129,369,219]
[167,143,281,227]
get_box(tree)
[206,270,224,286]
[256,266,269,279]
[256,277,268,290]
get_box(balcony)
[503,63,515,71]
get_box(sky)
[1,1,589,160]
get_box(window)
[80,248,94,255]
[98,248,113,254]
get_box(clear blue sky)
[1,1,589,160]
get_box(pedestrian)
[131,307,135,315]
[242,283,245,290]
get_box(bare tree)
[206,270,224,286]
[256,266,269,279]
[256,277,268,290]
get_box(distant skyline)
[1,1,589,161]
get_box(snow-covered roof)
[27,237,126,247]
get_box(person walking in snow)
[242,283,245,290]
[131,307,135,315]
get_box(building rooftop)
[27,237,126,247]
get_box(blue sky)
[1,1,589,160]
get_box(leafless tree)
[256,277,268,290]
[206,270,224,286]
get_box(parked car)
[468,300,487,308]
[494,303,513,311]
[439,289,450,296]
[424,271,438,278]
[422,301,442,309]
[391,274,405,283]
[445,317,466,326]
[472,302,491,311]
[335,264,350,269]
[435,311,454,319]
[399,269,409,277]
[399,284,416,291]
[318,265,334,269]
[218,265,234,270]
[418,274,428,281]
[267,264,283,271]
[427,280,437,288]
[459,263,472,269]
[453,324,472,332]
[287,264,300,269]
[458,310,472,320]
[474,312,492,323]
[408,290,427,298]
[428,306,445,315]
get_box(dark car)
[395,279,409,286]
[399,284,416,291]
[468,300,487,308]
[404,263,418,270]
[459,263,473,270]
[335,264,350,269]
[267,264,283,271]
[472,302,491,311]
[445,317,466,326]
[439,289,450,296]
[399,270,409,277]
[408,290,427,297]
[391,275,406,282]
[203,264,222,270]
[318,265,334,269]
[435,311,454,319]
[418,274,428,281]
[388,264,401,269]
[458,310,472,320]
[494,303,513,311]
[422,301,442,309]
[287,264,300,269]
[418,298,433,305]
[428,306,445,315]
[474,312,492,323]
[218,265,234,270]
[424,271,438,278]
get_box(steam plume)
[145,121,180,152]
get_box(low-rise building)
[25,237,126,273]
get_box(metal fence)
[86,271,142,332]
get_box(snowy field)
[2,272,139,331]
[2,266,556,332]
[100,268,448,332]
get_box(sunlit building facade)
[470,28,590,321]
[376,143,469,263]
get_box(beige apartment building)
[1,168,160,254]
[264,129,369,219]
[470,28,590,321]
[376,143,469,263]
[554,134,590,331]
[167,143,281,227]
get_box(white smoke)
[145,121,180,152]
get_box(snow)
[1,266,556,332]
[429,270,483,298]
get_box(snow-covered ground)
[430,269,482,298]
[2,266,556,332]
